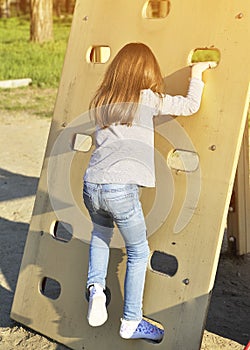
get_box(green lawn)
[0,16,71,87]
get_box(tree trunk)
[65,0,74,14]
[30,0,53,43]
[0,0,11,18]
[54,0,62,17]
[19,0,29,14]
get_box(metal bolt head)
[235,12,243,19]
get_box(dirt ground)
[0,89,249,349]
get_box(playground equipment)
[11,1,250,349]
[227,119,250,255]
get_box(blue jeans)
[83,181,150,321]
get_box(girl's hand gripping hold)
[191,61,217,80]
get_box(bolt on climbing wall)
[11,1,250,349]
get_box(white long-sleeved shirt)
[84,77,204,187]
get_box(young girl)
[83,42,214,342]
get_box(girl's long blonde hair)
[89,43,164,128]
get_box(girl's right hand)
[191,61,217,80]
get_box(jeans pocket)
[104,192,138,220]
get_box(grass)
[0,16,71,88]
[0,16,71,117]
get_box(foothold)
[150,251,178,277]
[40,230,44,236]
[142,0,171,19]
[209,145,216,151]
[168,149,199,173]
[235,12,243,19]
[83,16,88,21]
[183,278,190,285]
[73,133,92,152]
[61,122,67,127]
[189,47,220,65]
[85,286,112,307]
[52,221,73,243]
[40,277,61,300]
[87,46,111,64]
[229,236,235,242]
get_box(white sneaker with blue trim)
[87,283,108,327]
[119,317,164,342]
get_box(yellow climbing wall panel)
[11,1,250,349]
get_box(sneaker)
[87,283,108,327]
[119,319,141,339]
[119,317,164,342]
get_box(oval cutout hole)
[150,251,178,277]
[168,149,199,172]
[40,277,61,300]
[85,286,112,307]
[87,46,111,64]
[51,221,73,243]
[142,0,170,19]
[189,47,220,65]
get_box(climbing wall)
[11,1,250,349]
